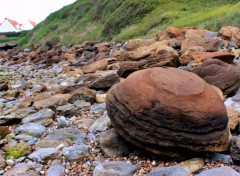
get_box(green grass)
[18,0,240,49]
[0,37,19,43]
[5,143,31,159]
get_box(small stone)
[0,114,23,126]
[90,103,106,113]
[0,170,4,174]
[6,159,14,166]
[195,166,240,176]
[89,111,111,133]
[40,171,45,175]
[152,161,156,166]
[57,116,69,128]
[22,108,55,125]
[0,126,11,140]
[230,136,240,164]
[139,169,146,174]
[178,158,204,174]
[73,100,91,110]
[89,70,120,89]
[0,154,6,169]
[205,153,233,164]
[2,163,36,176]
[62,145,88,161]
[15,123,46,138]
[147,166,190,176]
[99,128,131,157]
[44,128,87,144]
[28,147,60,163]
[226,107,240,131]
[93,161,137,176]
[5,141,32,159]
[46,159,65,176]
[96,94,106,103]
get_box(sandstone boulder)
[156,31,171,41]
[192,59,240,96]
[181,36,224,52]
[184,29,209,38]
[82,59,108,74]
[189,51,235,66]
[180,46,205,65]
[118,43,181,77]
[89,70,120,90]
[68,87,96,104]
[232,31,240,47]
[122,39,155,51]
[33,94,71,109]
[106,67,229,158]
[166,26,183,38]
[219,26,239,38]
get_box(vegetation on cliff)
[17,0,240,49]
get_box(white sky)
[0,0,77,24]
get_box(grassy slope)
[19,0,240,49]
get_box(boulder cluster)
[0,26,240,175]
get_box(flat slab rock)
[147,166,190,176]
[106,67,229,158]
[195,166,240,176]
[93,161,137,176]
[44,128,87,144]
[15,123,46,137]
[46,159,65,176]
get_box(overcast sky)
[0,0,77,24]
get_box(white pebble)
[152,160,156,166]
[6,159,14,166]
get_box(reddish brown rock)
[106,67,229,158]
[117,60,147,77]
[151,44,180,66]
[232,31,240,47]
[0,126,11,139]
[167,26,182,38]
[68,87,96,104]
[189,51,236,66]
[18,97,34,108]
[0,81,8,91]
[121,41,169,61]
[192,59,240,96]
[219,26,239,38]
[118,42,181,77]
[82,59,108,74]
[64,53,77,62]
[46,56,60,66]
[67,69,83,77]
[156,31,171,41]
[180,46,205,65]
[121,48,152,61]
[33,94,71,109]
[33,91,55,102]
[95,53,107,60]
[181,36,224,52]
[89,70,120,89]
[226,107,239,131]
[184,29,209,38]
[94,42,110,53]
[122,39,155,51]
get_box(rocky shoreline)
[0,26,240,175]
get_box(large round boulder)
[192,59,240,96]
[106,67,230,158]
